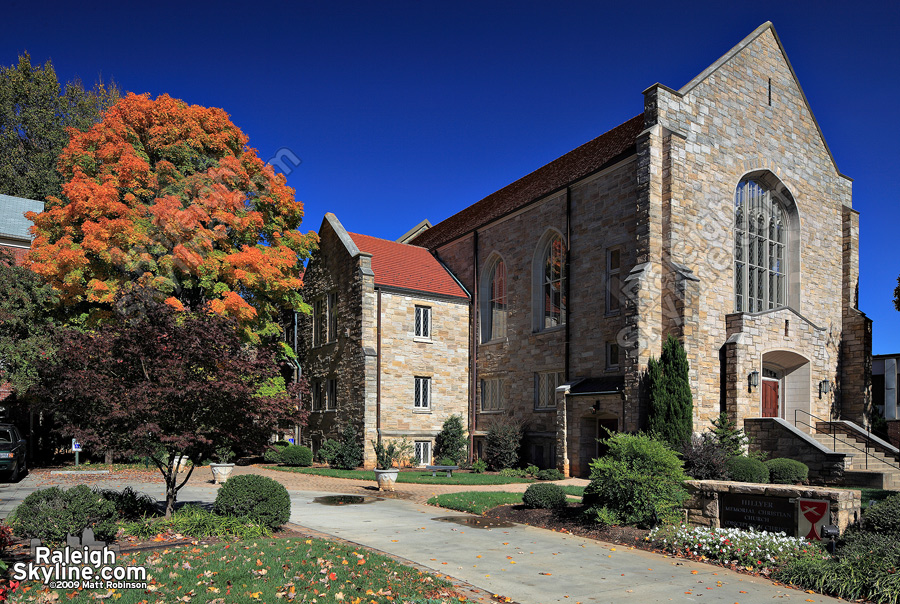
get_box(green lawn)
[832,486,896,508]
[271,466,532,485]
[12,536,472,603]
[428,491,523,514]
[558,485,585,498]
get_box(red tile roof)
[410,114,644,250]
[348,232,468,299]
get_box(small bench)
[426,465,459,477]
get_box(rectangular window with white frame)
[606,248,621,314]
[415,305,431,339]
[535,370,565,410]
[414,440,432,466]
[326,378,337,410]
[480,378,505,412]
[414,376,431,410]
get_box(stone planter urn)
[210,463,235,484]
[374,468,399,492]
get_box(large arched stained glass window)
[734,179,786,312]
[542,235,567,328]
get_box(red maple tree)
[34,290,307,516]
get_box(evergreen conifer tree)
[647,335,693,448]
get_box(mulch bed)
[484,503,651,546]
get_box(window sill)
[478,409,505,414]
[605,310,622,318]
[605,366,620,372]
[533,407,557,413]
[413,337,433,344]
[311,409,337,413]
[479,337,508,346]
[413,409,432,414]
[533,325,566,335]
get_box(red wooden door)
[762,380,779,417]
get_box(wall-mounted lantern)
[819,379,832,398]
[748,370,760,389]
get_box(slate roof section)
[410,114,644,250]
[348,231,469,300]
[0,194,43,241]
[568,376,626,395]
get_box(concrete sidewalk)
[0,468,842,604]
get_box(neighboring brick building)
[303,23,875,477]
[0,194,44,408]
[300,213,469,468]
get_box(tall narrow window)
[313,299,326,346]
[327,293,337,342]
[311,380,323,411]
[606,248,621,313]
[326,378,337,411]
[415,306,431,338]
[414,376,431,410]
[542,235,567,329]
[485,260,508,340]
[734,179,786,312]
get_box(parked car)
[0,424,27,482]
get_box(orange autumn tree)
[26,92,316,341]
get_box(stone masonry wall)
[647,26,860,431]
[435,159,637,470]
[300,218,372,456]
[684,480,861,534]
[745,418,848,482]
[377,290,469,466]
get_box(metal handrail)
[794,409,900,473]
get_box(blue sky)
[4,1,899,352]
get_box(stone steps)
[812,432,900,489]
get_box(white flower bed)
[649,524,827,572]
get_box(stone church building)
[300,22,876,477]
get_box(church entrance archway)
[760,350,810,428]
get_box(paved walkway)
[0,466,843,604]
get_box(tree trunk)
[105,450,113,465]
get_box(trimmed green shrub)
[498,468,528,478]
[863,493,900,536]
[765,458,808,484]
[680,433,730,480]
[330,426,364,470]
[525,464,540,477]
[522,483,567,509]
[434,414,468,465]
[584,505,621,528]
[213,474,290,530]
[485,418,523,470]
[536,468,564,481]
[471,459,487,473]
[12,485,118,544]
[317,438,341,464]
[726,456,769,483]
[279,445,313,467]
[264,442,289,464]
[647,335,693,449]
[582,432,687,527]
[98,486,158,520]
